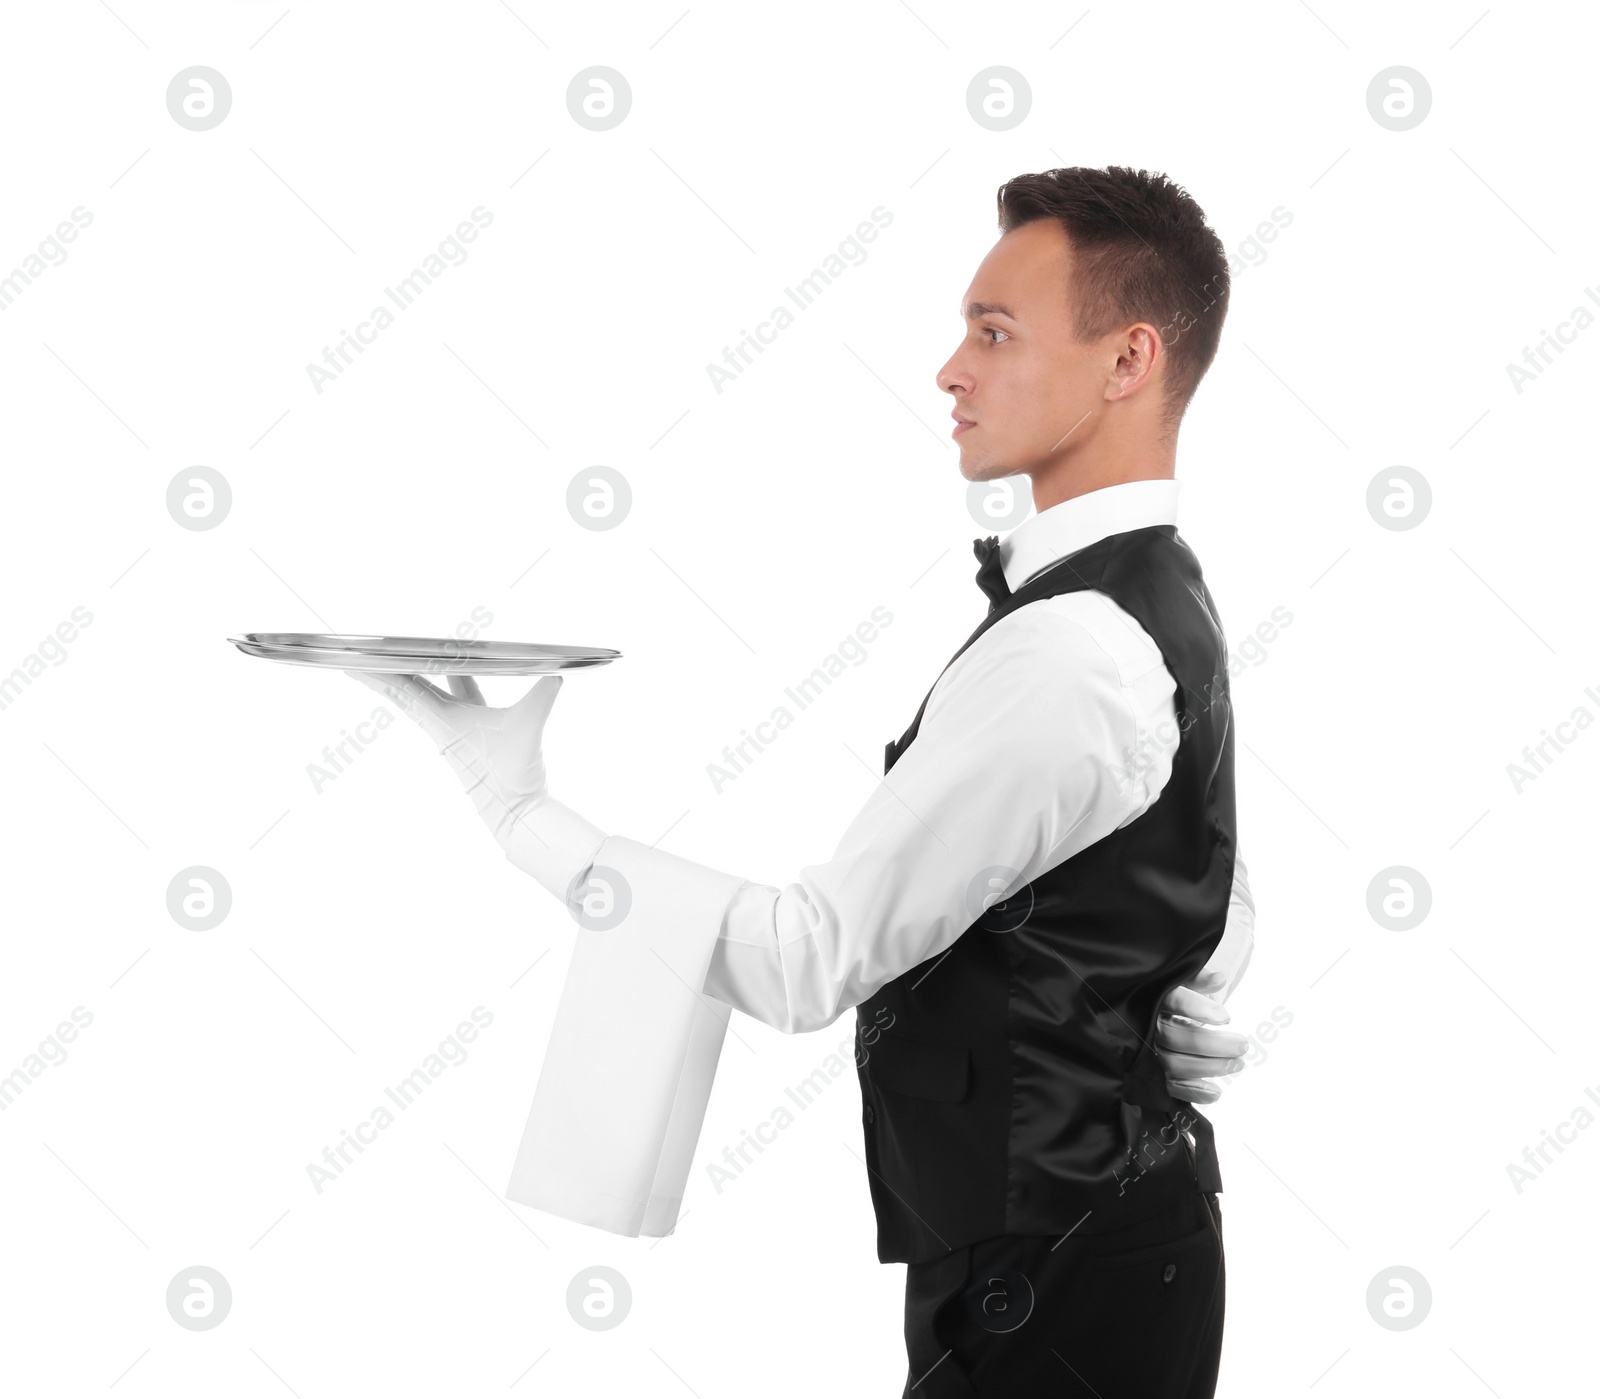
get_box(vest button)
[864,1103,875,1124]
[1162,1264,1177,1283]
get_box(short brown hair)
[996,165,1229,431]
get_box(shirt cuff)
[499,794,609,906]
[504,833,747,1237]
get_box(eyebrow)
[963,300,1017,321]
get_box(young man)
[353,165,1252,1398]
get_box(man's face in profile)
[937,219,1118,483]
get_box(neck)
[1028,437,1176,514]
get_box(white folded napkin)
[505,833,746,1236]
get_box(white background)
[1,1,1594,1394]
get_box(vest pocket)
[866,1031,971,1102]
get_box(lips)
[952,411,975,436]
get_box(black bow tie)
[973,535,1012,608]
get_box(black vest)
[854,524,1235,1264]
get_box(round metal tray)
[228,633,620,675]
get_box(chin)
[959,454,1015,483]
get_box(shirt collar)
[999,478,1180,592]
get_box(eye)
[984,327,1010,344]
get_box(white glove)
[1155,986,1248,1105]
[345,670,607,907]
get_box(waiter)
[353,164,1253,1398]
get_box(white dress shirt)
[507,478,1255,1237]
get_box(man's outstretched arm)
[347,604,1249,1230]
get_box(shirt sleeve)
[1185,843,1255,1003]
[701,600,1181,1034]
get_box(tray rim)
[234,631,620,660]
[228,636,619,674]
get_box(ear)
[1106,321,1163,402]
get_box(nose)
[936,348,970,397]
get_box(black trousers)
[901,1146,1224,1398]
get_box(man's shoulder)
[973,590,1169,691]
